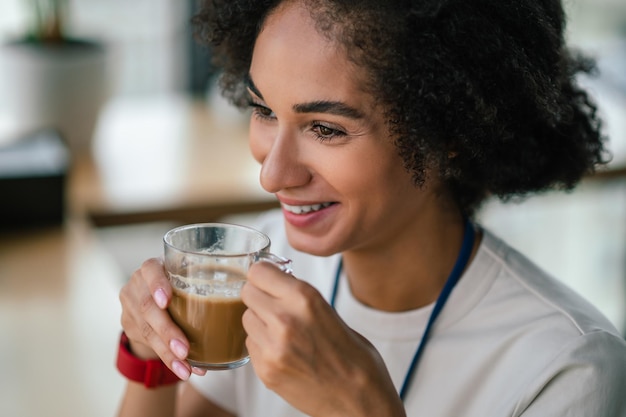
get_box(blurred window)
[0,0,192,96]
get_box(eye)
[311,123,346,142]
[318,125,334,136]
[248,101,276,121]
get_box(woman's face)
[248,2,439,257]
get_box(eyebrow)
[293,101,364,120]
[245,75,264,100]
[246,74,364,120]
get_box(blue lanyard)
[329,219,475,401]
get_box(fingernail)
[154,288,168,309]
[170,339,188,360]
[192,367,207,376]
[172,361,190,381]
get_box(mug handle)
[253,252,293,275]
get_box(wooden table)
[0,218,127,417]
[69,94,278,227]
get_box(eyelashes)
[248,101,275,120]
[247,100,347,142]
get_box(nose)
[258,129,312,193]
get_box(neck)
[341,214,478,312]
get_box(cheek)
[349,148,400,187]
[352,153,414,202]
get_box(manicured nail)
[172,361,190,380]
[170,339,188,360]
[192,367,207,376]
[154,288,168,309]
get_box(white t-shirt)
[190,209,626,416]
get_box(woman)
[116,1,626,416]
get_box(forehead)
[249,2,368,105]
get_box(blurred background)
[0,1,624,416]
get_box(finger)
[245,334,263,368]
[120,296,192,381]
[123,300,192,380]
[140,284,190,358]
[120,267,190,361]
[243,311,274,374]
[241,275,283,326]
[242,306,270,345]
[242,278,311,355]
[246,262,299,299]
[140,257,172,309]
[245,264,329,331]
[191,367,207,376]
[133,321,192,381]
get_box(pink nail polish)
[172,361,190,381]
[154,288,168,309]
[170,339,188,360]
[192,367,207,376]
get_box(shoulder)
[459,228,624,382]
[448,231,626,414]
[477,228,621,337]
[518,330,626,415]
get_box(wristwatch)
[116,332,181,388]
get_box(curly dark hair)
[192,0,609,217]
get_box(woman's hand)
[118,257,205,381]
[241,263,406,417]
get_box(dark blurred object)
[187,0,218,96]
[25,0,68,43]
[0,129,70,230]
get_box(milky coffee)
[168,264,248,368]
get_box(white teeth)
[282,202,333,214]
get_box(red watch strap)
[116,332,181,388]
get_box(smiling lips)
[281,202,334,214]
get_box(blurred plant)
[26,0,68,42]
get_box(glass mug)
[163,223,292,370]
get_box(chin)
[285,228,341,257]
[289,239,337,257]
